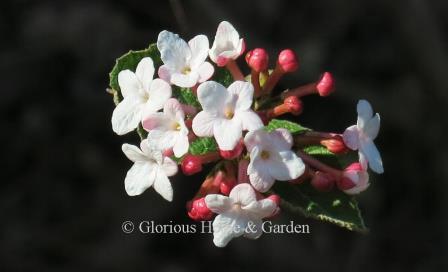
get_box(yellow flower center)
[260,150,270,160]
[182,66,191,75]
[224,108,234,119]
[172,122,181,131]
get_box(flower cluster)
[108,21,384,247]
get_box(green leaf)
[273,181,367,232]
[189,137,218,155]
[266,119,310,134]
[214,67,233,87]
[108,43,162,104]
[172,86,201,108]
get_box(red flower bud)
[267,194,281,205]
[187,197,213,221]
[320,136,348,154]
[311,172,335,192]
[245,48,269,72]
[219,139,244,160]
[283,96,303,115]
[277,49,299,73]
[316,72,335,96]
[181,155,202,176]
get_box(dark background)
[1,0,447,271]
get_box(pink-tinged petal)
[343,125,360,150]
[212,213,246,247]
[147,130,177,151]
[173,133,189,158]
[162,157,178,177]
[163,98,184,120]
[228,81,254,111]
[111,96,143,135]
[122,144,146,162]
[158,65,172,83]
[142,112,171,132]
[171,72,199,88]
[205,194,232,213]
[197,81,228,113]
[360,139,384,174]
[244,129,269,152]
[118,70,140,98]
[270,128,294,150]
[144,79,172,116]
[124,162,156,196]
[157,30,190,70]
[196,62,214,83]
[268,151,305,181]
[153,168,173,201]
[216,55,229,67]
[365,113,380,140]
[213,118,242,150]
[192,111,216,137]
[215,21,240,49]
[357,99,373,129]
[188,34,210,69]
[135,57,154,92]
[229,183,257,206]
[238,111,263,132]
[343,171,369,195]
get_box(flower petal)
[196,62,214,83]
[124,162,156,196]
[135,57,154,92]
[142,112,171,132]
[157,30,190,70]
[143,78,172,116]
[360,139,384,174]
[238,111,263,132]
[192,111,217,137]
[111,96,143,135]
[153,168,173,201]
[118,70,140,98]
[343,125,360,150]
[268,150,305,181]
[344,171,370,195]
[205,194,232,213]
[229,183,257,206]
[227,81,254,111]
[171,72,199,88]
[357,99,373,129]
[197,81,228,113]
[158,64,172,83]
[213,118,242,150]
[244,129,269,152]
[270,128,294,150]
[365,113,380,140]
[188,34,210,69]
[212,213,246,247]
[147,130,178,151]
[162,157,178,177]
[173,133,189,158]
[243,198,277,219]
[163,98,184,120]
[122,143,146,162]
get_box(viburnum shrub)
[107,21,384,247]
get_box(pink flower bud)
[187,197,213,221]
[181,155,202,176]
[345,162,363,172]
[266,195,281,218]
[245,48,269,72]
[320,136,348,154]
[316,72,335,96]
[339,163,370,194]
[277,49,299,73]
[311,172,335,192]
[219,139,244,160]
[220,177,237,196]
[162,148,174,157]
[283,96,303,115]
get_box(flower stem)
[281,83,316,99]
[226,60,244,81]
[251,70,262,97]
[296,150,342,178]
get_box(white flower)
[244,128,305,192]
[157,30,214,88]
[343,99,384,174]
[192,81,263,150]
[342,154,370,195]
[112,57,172,135]
[142,98,189,158]
[122,139,178,201]
[205,183,277,247]
[209,21,245,66]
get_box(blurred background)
[1,0,447,271]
